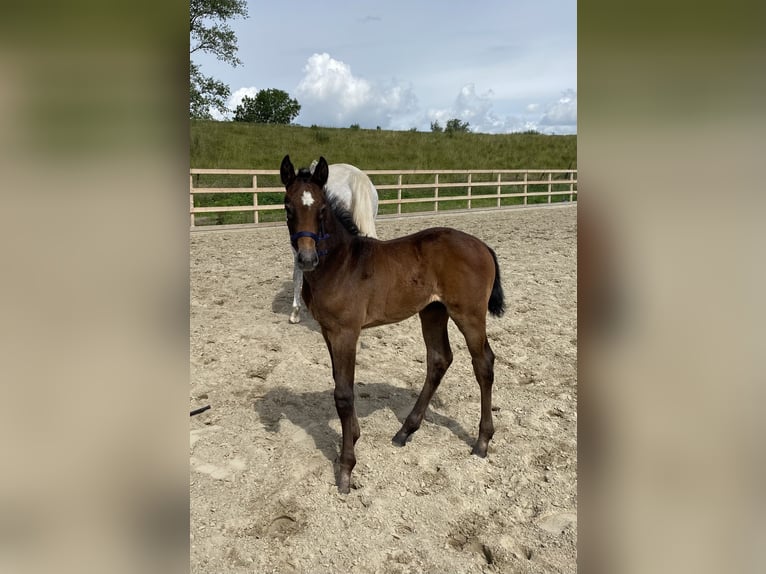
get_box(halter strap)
[290,228,330,257]
[290,230,329,244]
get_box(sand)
[190,205,577,573]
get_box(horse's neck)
[329,214,357,252]
[307,214,359,281]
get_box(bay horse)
[281,155,505,494]
[288,160,378,323]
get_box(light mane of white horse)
[309,161,378,238]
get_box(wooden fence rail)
[189,168,577,229]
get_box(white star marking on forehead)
[301,190,315,207]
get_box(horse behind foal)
[281,155,505,494]
[289,161,378,324]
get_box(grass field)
[190,121,577,225]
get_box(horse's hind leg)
[289,260,302,324]
[392,302,453,446]
[453,314,496,457]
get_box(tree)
[430,120,443,133]
[233,89,301,124]
[445,118,471,134]
[190,62,230,119]
[190,0,248,119]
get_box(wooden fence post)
[569,171,574,202]
[548,172,553,204]
[496,173,501,208]
[189,175,195,228]
[397,174,402,216]
[252,175,259,224]
[467,173,472,210]
[434,173,439,212]
[524,172,528,206]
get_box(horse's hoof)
[471,443,489,458]
[391,431,409,447]
[289,309,301,324]
[338,475,351,494]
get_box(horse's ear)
[312,156,329,187]
[280,155,295,186]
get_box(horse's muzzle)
[297,248,319,271]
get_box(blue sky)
[193,0,576,134]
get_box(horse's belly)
[361,291,440,329]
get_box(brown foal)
[281,155,505,493]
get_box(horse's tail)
[487,247,506,317]
[348,169,378,238]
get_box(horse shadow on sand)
[254,381,476,481]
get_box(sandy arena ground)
[190,205,577,573]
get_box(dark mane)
[296,167,312,180]
[328,195,360,236]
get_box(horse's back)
[328,163,378,238]
[327,163,364,184]
[356,227,497,325]
[395,226,487,250]
[383,227,496,280]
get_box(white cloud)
[538,89,577,132]
[229,86,259,109]
[455,84,495,127]
[428,85,577,134]
[220,55,576,135]
[428,84,525,133]
[295,53,418,128]
[297,54,371,110]
[210,86,259,121]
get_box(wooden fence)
[189,168,577,229]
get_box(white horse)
[289,160,379,323]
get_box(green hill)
[190,120,576,170]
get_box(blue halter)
[290,228,330,256]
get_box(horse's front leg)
[322,327,361,494]
[289,257,303,324]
